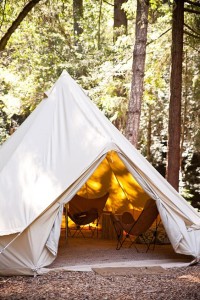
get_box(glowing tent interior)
[76,151,150,212]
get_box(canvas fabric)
[0,71,200,275]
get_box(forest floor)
[0,231,200,299]
[0,265,200,300]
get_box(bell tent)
[0,71,200,275]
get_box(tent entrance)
[61,151,168,243]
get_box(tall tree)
[125,0,149,147]
[166,0,184,191]
[166,0,200,191]
[0,0,42,51]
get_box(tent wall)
[0,203,60,276]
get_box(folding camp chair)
[68,208,99,238]
[68,192,109,238]
[111,198,159,251]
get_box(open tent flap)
[46,204,63,256]
[117,152,200,258]
[118,152,200,227]
[157,199,200,258]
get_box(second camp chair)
[110,212,136,250]
[111,198,159,251]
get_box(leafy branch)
[147,27,171,46]
[184,41,200,53]
[103,0,114,6]
[185,0,200,8]
[0,0,42,51]
[184,22,200,37]
[184,29,200,39]
[184,7,200,14]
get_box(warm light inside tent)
[65,151,153,230]
[77,151,150,213]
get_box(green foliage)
[0,100,9,144]
[121,0,137,20]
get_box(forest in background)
[0,0,199,209]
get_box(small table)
[101,212,122,240]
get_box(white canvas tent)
[0,71,200,276]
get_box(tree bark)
[0,0,42,51]
[73,0,83,51]
[125,0,149,147]
[166,0,184,191]
[147,105,152,162]
[180,50,188,171]
[73,0,83,37]
[114,0,127,40]
[98,0,103,50]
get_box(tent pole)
[106,156,130,203]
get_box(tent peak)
[60,70,70,77]
[44,70,72,98]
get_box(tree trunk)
[147,105,152,162]
[97,0,103,50]
[125,0,149,147]
[73,0,83,49]
[114,0,127,40]
[0,0,42,51]
[180,50,188,171]
[166,0,184,191]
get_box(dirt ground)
[48,231,192,269]
[1,230,200,299]
[0,265,200,300]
